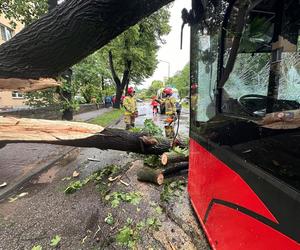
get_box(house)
[0,15,25,109]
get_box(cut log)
[0,117,174,155]
[162,162,189,176]
[137,167,164,185]
[161,151,189,166]
[0,0,173,83]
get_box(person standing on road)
[150,96,159,116]
[123,87,138,130]
[161,88,176,138]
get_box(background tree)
[102,7,171,108]
[166,64,190,98]
[72,51,111,103]
[146,80,165,97]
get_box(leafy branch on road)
[115,216,162,248]
[64,164,120,194]
[130,119,163,137]
[105,191,142,208]
[160,179,186,203]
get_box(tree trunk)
[125,81,129,95]
[60,69,74,120]
[0,117,175,155]
[113,87,123,109]
[0,0,173,83]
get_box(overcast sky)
[142,0,191,88]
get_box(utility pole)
[159,60,171,79]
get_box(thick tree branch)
[0,117,175,155]
[0,0,173,83]
[218,2,249,88]
[109,50,121,87]
[121,59,132,88]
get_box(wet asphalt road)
[0,104,189,199]
[0,108,112,196]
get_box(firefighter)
[123,87,138,130]
[161,87,176,138]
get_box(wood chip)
[88,158,101,162]
[120,180,130,186]
[0,182,7,188]
[73,171,80,178]
[108,175,121,182]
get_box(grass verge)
[90,108,123,127]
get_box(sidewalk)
[0,107,113,200]
[73,107,112,122]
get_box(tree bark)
[137,166,164,185]
[48,0,58,11]
[0,0,173,83]
[0,117,174,155]
[162,162,189,176]
[109,51,132,109]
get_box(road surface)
[0,107,113,199]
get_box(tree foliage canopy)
[102,7,171,84]
[146,80,164,97]
[0,0,48,27]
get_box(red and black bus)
[188,0,300,249]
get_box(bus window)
[221,4,300,118]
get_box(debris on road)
[87,158,101,162]
[137,166,164,185]
[120,180,130,186]
[72,170,80,178]
[8,192,29,202]
[0,182,7,188]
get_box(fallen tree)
[0,0,173,91]
[0,116,176,155]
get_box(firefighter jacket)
[123,95,137,115]
[164,96,176,115]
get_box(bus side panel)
[205,204,299,250]
[188,139,299,249]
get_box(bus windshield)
[221,1,300,126]
[191,0,300,129]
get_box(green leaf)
[111,199,120,208]
[31,246,42,250]
[116,226,134,245]
[104,213,114,225]
[155,206,163,214]
[50,235,61,247]
[64,181,83,194]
